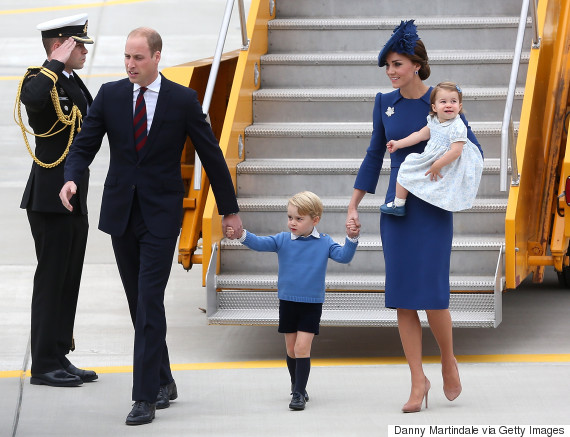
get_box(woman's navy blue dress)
[354,88,483,310]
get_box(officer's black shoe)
[289,392,306,411]
[125,401,156,426]
[65,363,98,382]
[30,369,83,387]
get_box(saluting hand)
[49,37,77,65]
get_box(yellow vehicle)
[163,0,570,328]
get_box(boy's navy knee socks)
[293,357,311,394]
[286,355,296,387]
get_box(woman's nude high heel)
[443,358,462,401]
[402,377,430,413]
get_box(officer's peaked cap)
[37,13,94,44]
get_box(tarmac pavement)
[1,1,570,436]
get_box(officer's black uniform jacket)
[20,59,92,214]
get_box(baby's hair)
[429,81,463,116]
[288,191,323,219]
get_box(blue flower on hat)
[378,20,420,67]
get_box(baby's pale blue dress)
[397,114,484,211]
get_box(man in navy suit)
[60,27,242,425]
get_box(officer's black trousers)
[27,210,88,374]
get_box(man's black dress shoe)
[289,392,306,411]
[30,369,83,387]
[156,381,178,409]
[65,364,98,382]
[125,401,156,426]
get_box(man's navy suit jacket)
[64,74,238,239]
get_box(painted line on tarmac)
[0,0,149,15]
[1,354,569,379]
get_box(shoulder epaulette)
[24,66,57,84]
[24,66,41,80]
[38,67,58,84]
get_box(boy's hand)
[225,225,244,239]
[346,219,360,238]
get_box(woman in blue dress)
[346,20,483,413]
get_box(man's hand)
[222,213,243,240]
[49,37,76,64]
[59,181,77,212]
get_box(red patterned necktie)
[133,87,148,152]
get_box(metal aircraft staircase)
[205,0,532,328]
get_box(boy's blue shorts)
[278,299,323,335]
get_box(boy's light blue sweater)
[241,230,358,303]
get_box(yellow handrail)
[162,0,273,282]
[163,51,240,271]
[202,0,274,285]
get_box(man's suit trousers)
[111,195,176,402]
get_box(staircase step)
[236,158,508,197]
[220,233,503,275]
[217,273,495,291]
[238,158,506,173]
[276,0,525,18]
[222,234,504,249]
[235,197,508,215]
[254,87,525,100]
[235,197,507,236]
[268,17,532,52]
[245,121,517,160]
[260,51,529,87]
[246,121,520,136]
[236,195,507,211]
[270,17,528,29]
[208,289,497,328]
[253,87,524,122]
[261,51,531,65]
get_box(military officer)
[17,13,98,387]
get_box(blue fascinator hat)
[378,20,420,67]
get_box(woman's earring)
[414,70,419,75]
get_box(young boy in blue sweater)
[226,191,360,410]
